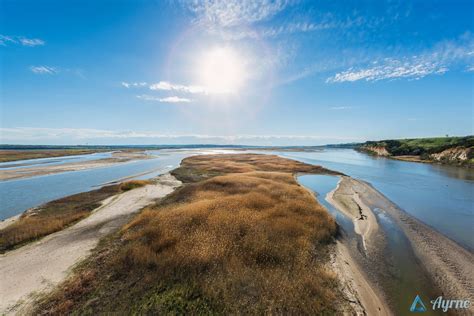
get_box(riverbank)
[0,174,181,314]
[356,136,473,167]
[332,240,391,315]
[0,151,151,181]
[329,176,474,304]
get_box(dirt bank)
[0,151,151,181]
[0,174,181,314]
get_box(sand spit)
[327,176,379,253]
[300,179,390,315]
[0,174,181,315]
[330,176,474,303]
[0,151,152,181]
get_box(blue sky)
[1,0,473,145]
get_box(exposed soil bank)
[329,176,474,313]
[0,151,151,181]
[0,174,181,315]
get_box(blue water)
[0,152,114,170]
[298,174,354,236]
[274,149,474,250]
[0,150,203,220]
[1,148,473,251]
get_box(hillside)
[357,136,474,166]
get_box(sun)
[197,47,247,94]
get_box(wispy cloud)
[136,95,192,103]
[122,81,207,94]
[30,66,58,75]
[218,17,366,40]
[1,35,45,47]
[327,59,448,83]
[19,37,45,47]
[149,81,206,94]
[183,0,291,27]
[122,82,147,88]
[327,35,474,83]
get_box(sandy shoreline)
[0,151,152,181]
[299,177,390,315]
[331,240,391,315]
[0,173,181,315]
[328,176,474,308]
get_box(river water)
[0,149,235,220]
[273,149,474,251]
[1,148,472,251]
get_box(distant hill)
[357,136,474,166]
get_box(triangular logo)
[410,295,427,312]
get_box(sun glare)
[198,47,246,94]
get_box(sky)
[1,0,473,145]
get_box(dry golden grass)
[0,180,151,252]
[172,153,340,183]
[36,154,342,315]
[119,179,151,191]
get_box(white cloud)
[18,37,45,47]
[136,95,192,103]
[121,81,206,94]
[121,82,148,88]
[327,60,449,83]
[219,17,365,40]
[327,36,474,83]
[30,66,58,75]
[149,81,206,94]
[0,35,45,46]
[0,35,16,46]
[183,0,290,27]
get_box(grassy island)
[35,154,344,315]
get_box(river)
[273,149,474,251]
[0,149,235,220]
